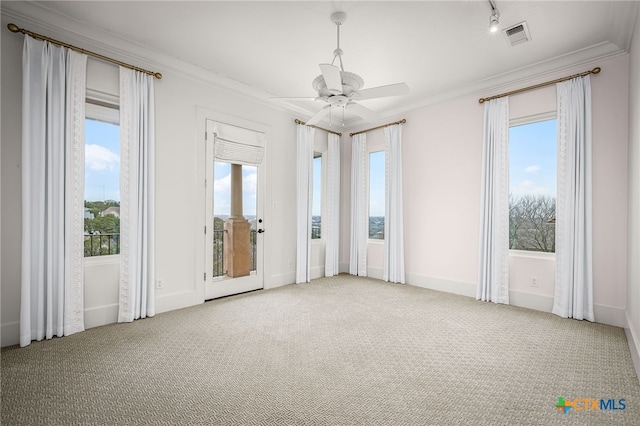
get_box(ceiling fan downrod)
[330,11,347,72]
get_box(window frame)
[84,92,121,260]
[311,151,325,240]
[367,147,385,242]
[508,111,557,255]
[310,148,327,241]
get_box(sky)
[213,161,258,216]
[85,118,120,201]
[369,150,385,217]
[312,156,322,216]
[509,119,557,198]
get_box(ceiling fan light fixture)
[275,10,409,125]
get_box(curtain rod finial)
[592,67,601,75]
[7,23,20,33]
[479,98,486,104]
[154,72,163,80]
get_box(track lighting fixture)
[488,0,500,33]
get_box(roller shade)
[213,121,265,165]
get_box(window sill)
[509,249,555,260]
[84,254,120,266]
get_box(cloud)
[212,171,258,215]
[214,173,232,193]
[243,171,257,193]
[85,144,119,172]
[525,165,541,173]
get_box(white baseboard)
[405,273,476,298]
[625,311,640,379]
[155,289,203,314]
[310,266,325,280]
[405,273,625,328]
[84,304,118,329]
[367,266,384,281]
[1,321,19,347]
[508,289,554,312]
[266,272,295,289]
[2,302,123,348]
[594,304,627,328]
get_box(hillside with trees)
[84,200,120,256]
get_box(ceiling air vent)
[503,21,531,46]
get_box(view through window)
[212,161,258,277]
[509,118,557,253]
[369,150,385,239]
[84,113,120,257]
[312,153,322,239]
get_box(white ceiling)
[3,1,639,126]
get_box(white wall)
[340,54,629,327]
[626,6,640,375]
[1,11,301,346]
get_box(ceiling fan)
[277,11,409,126]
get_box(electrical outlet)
[156,279,164,289]
[531,277,538,288]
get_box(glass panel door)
[205,122,264,299]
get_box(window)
[211,161,259,277]
[312,152,323,239]
[369,150,385,239]
[509,117,557,253]
[84,101,120,257]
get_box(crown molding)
[1,1,633,132]
[1,2,294,116]
[305,40,628,129]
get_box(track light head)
[487,0,500,33]
[489,12,500,32]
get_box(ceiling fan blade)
[270,96,319,101]
[319,63,343,95]
[346,102,382,123]
[306,105,331,125]
[352,82,410,101]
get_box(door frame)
[194,108,270,301]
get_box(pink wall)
[341,53,629,313]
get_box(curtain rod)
[478,67,600,104]
[294,119,342,136]
[349,119,406,137]
[7,23,162,79]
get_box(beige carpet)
[2,275,639,425]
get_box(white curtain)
[384,125,405,283]
[553,76,594,321]
[325,133,341,276]
[20,37,87,347]
[296,124,315,283]
[118,68,156,322]
[477,97,510,304]
[349,133,368,276]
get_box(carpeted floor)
[2,275,639,425]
